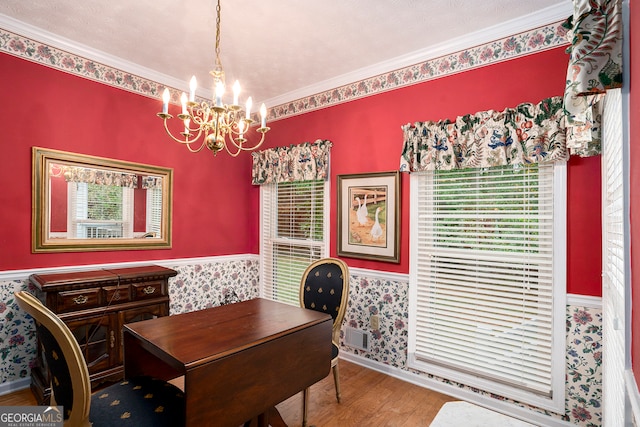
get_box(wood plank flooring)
[277,360,456,426]
[0,360,457,426]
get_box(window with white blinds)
[408,163,566,411]
[601,88,628,426]
[260,180,329,305]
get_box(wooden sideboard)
[28,265,177,405]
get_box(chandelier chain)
[215,0,222,71]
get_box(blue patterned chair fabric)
[16,291,185,427]
[89,377,184,427]
[301,261,347,359]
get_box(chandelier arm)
[188,104,211,127]
[184,141,208,153]
[161,119,207,152]
[221,134,263,157]
[223,143,243,157]
[225,130,267,153]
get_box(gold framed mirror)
[32,147,173,252]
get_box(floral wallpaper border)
[269,22,569,121]
[0,260,601,426]
[0,21,567,123]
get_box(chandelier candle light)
[157,0,269,156]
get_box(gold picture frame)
[337,171,400,263]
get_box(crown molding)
[263,2,573,107]
[0,2,572,120]
[0,12,197,97]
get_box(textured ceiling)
[0,0,571,105]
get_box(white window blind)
[601,88,628,426]
[408,163,566,411]
[261,180,329,305]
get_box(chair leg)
[332,362,341,403]
[302,387,309,427]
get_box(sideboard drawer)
[132,281,164,300]
[58,288,100,313]
[103,285,131,305]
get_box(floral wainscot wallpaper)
[2,260,602,426]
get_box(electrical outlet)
[370,314,380,330]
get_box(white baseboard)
[339,352,574,427]
[0,378,30,397]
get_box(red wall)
[261,46,602,296]
[0,52,258,270]
[134,183,146,233]
[50,174,67,232]
[0,45,602,297]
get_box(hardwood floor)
[277,360,457,427]
[0,360,457,426]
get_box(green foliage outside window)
[87,183,123,220]
[433,164,541,253]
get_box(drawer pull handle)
[142,286,156,295]
[110,331,115,348]
[72,295,88,305]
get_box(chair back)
[15,291,91,427]
[299,258,350,343]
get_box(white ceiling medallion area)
[0,2,572,117]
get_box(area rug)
[430,401,536,427]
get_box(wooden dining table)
[122,297,333,427]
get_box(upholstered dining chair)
[299,257,350,427]
[15,291,185,427]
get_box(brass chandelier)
[157,0,269,156]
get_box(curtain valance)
[399,97,568,172]
[563,0,622,157]
[141,176,163,190]
[251,139,332,185]
[51,165,139,188]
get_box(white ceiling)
[0,1,572,106]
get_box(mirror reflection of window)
[49,163,163,240]
[68,182,133,239]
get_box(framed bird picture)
[337,171,400,263]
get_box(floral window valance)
[141,176,163,189]
[399,96,569,172]
[563,0,622,157]
[251,139,332,185]
[50,164,139,188]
